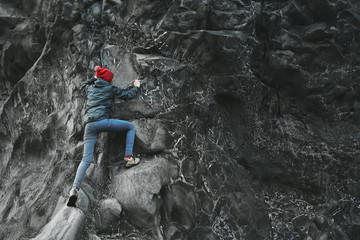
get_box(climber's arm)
[113,80,140,100]
[80,77,96,96]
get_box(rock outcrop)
[95,198,122,233]
[1,0,359,239]
[31,207,85,240]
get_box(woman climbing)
[67,66,141,207]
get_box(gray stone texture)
[31,207,85,240]
[95,198,122,233]
[0,0,360,240]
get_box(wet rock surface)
[0,0,360,239]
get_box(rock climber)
[67,66,141,207]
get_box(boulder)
[89,234,102,240]
[110,156,178,238]
[31,207,85,240]
[95,198,122,232]
[133,119,175,153]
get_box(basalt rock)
[0,2,45,106]
[31,207,85,240]
[1,0,360,240]
[95,198,122,233]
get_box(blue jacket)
[81,77,138,124]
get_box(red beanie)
[94,66,114,82]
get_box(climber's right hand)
[134,79,141,88]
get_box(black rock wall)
[0,0,359,239]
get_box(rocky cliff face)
[1,0,360,239]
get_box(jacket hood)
[94,78,111,87]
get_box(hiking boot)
[67,188,79,207]
[124,156,140,168]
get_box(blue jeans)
[72,119,135,189]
